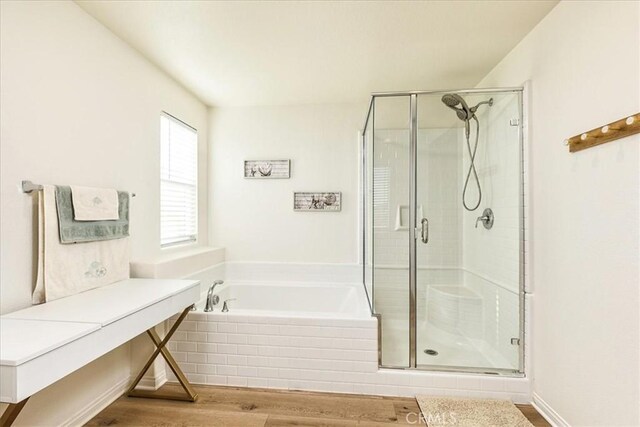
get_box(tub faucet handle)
[222,298,236,313]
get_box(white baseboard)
[137,370,168,391]
[532,392,570,427]
[62,371,169,426]
[62,376,130,427]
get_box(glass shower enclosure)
[362,88,524,374]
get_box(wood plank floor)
[86,384,550,426]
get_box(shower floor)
[380,317,514,371]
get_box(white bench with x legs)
[0,278,201,427]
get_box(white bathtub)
[194,281,371,319]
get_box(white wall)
[208,104,364,264]
[478,1,640,425]
[0,0,209,424]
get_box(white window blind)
[160,113,198,247]
[373,166,390,228]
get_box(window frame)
[160,111,198,249]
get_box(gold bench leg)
[0,398,29,427]
[127,306,198,402]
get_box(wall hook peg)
[566,112,640,152]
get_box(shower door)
[414,91,523,373]
[367,89,524,374]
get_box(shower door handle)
[420,218,429,244]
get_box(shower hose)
[462,117,482,211]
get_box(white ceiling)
[77,1,557,107]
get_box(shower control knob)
[475,208,494,230]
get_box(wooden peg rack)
[566,113,640,153]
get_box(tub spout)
[204,280,224,312]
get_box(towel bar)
[21,180,136,197]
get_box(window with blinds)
[160,113,198,247]
[373,166,390,228]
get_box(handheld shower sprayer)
[441,93,493,211]
[442,94,493,122]
[441,94,471,121]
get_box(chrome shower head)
[441,93,467,109]
[441,94,471,121]
[441,94,494,122]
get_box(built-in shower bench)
[0,278,201,427]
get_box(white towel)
[70,185,119,221]
[32,185,130,304]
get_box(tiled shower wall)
[462,93,522,294]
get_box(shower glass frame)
[361,87,526,376]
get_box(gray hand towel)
[55,185,129,244]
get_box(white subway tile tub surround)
[166,311,377,385]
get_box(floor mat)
[415,396,533,426]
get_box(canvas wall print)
[244,160,290,179]
[294,192,342,212]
